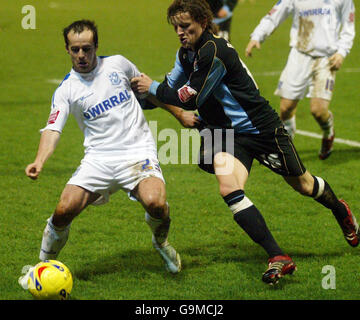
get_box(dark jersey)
[225,0,238,12]
[206,0,238,14]
[151,31,282,135]
[206,0,224,15]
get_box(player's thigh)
[252,127,306,177]
[308,56,336,101]
[310,97,330,119]
[56,184,100,214]
[280,97,299,116]
[133,177,167,214]
[67,157,114,206]
[214,152,249,196]
[53,184,100,226]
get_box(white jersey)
[42,55,156,158]
[250,0,355,57]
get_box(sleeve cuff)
[149,81,160,96]
[250,33,262,42]
[337,49,347,58]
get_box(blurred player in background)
[132,0,359,285]
[245,0,355,160]
[24,20,182,275]
[206,0,238,41]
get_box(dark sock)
[312,176,347,221]
[224,190,284,257]
[233,207,284,257]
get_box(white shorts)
[274,47,336,101]
[67,155,165,206]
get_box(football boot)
[262,254,296,285]
[319,133,335,160]
[338,199,360,247]
[152,237,181,274]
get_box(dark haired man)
[63,19,99,52]
[24,20,181,275]
[132,0,359,285]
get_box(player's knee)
[310,108,323,120]
[218,183,236,198]
[279,104,289,116]
[280,99,297,120]
[53,200,80,226]
[142,194,167,219]
[292,179,313,196]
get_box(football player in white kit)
[245,0,355,160]
[24,20,182,274]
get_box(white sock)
[39,216,71,261]
[145,210,170,247]
[283,116,296,139]
[319,111,334,139]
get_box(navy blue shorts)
[197,126,306,177]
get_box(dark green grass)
[1,0,360,300]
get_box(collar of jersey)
[72,56,101,81]
[193,30,212,52]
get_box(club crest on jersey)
[109,72,121,85]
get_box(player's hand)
[131,73,153,94]
[216,7,228,19]
[176,110,200,128]
[25,162,42,180]
[245,40,261,57]
[329,53,344,71]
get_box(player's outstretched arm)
[131,73,153,95]
[245,40,261,57]
[25,130,61,180]
[146,94,200,129]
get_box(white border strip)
[297,130,360,148]
[48,68,360,84]
[253,68,360,77]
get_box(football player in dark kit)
[131,0,359,285]
[206,0,238,41]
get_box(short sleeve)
[40,81,71,134]
[116,55,141,81]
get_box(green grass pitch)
[0,0,359,300]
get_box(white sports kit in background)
[250,0,355,100]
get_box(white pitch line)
[253,71,281,76]
[297,130,360,148]
[253,67,360,77]
[47,79,63,84]
[48,67,360,85]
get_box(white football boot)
[18,265,35,290]
[152,236,181,274]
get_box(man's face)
[66,29,97,73]
[171,12,205,50]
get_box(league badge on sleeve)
[177,84,197,103]
[48,110,60,124]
